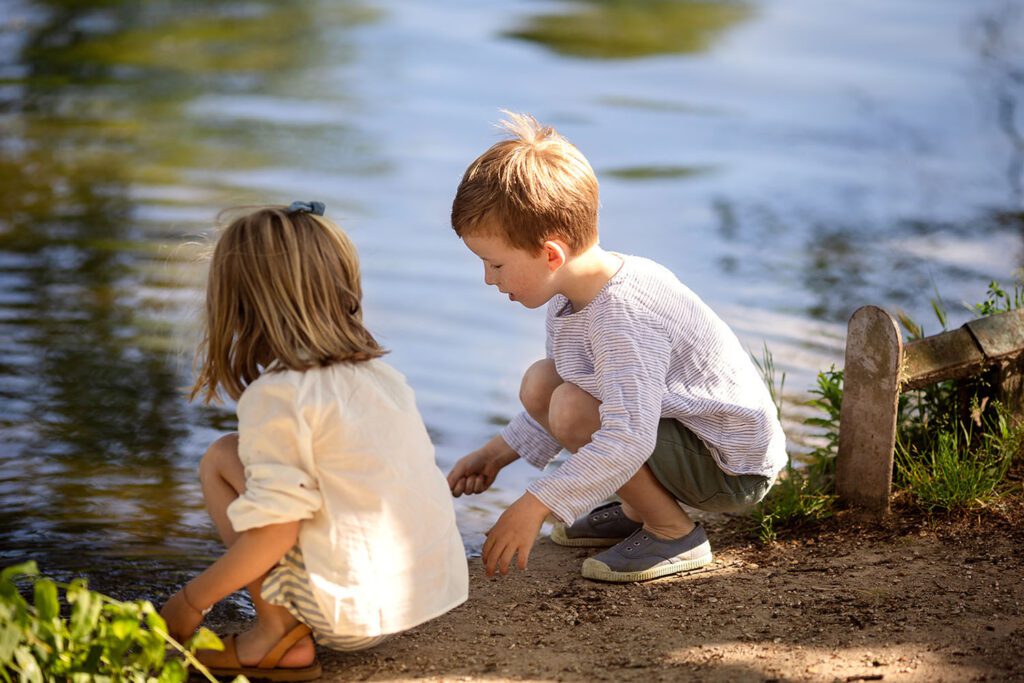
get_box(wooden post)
[836,306,903,515]
[997,357,1024,425]
[836,307,1024,513]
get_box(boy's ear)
[542,240,568,272]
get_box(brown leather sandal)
[197,623,322,681]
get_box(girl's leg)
[546,383,695,540]
[198,434,244,547]
[198,435,313,668]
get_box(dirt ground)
[300,495,1023,683]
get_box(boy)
[447,112,787,583]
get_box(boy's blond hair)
[451,111,599,253]
[191,206,385,404]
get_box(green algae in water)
[27,2,379,76]
[604,164,718,180]
[505,0,755,60]
[598,95,726,116]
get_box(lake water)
[1,0,1021,603]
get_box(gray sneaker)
[550,502,643,547]
[581,523,713,582]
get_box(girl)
[160,202,468,681]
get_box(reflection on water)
[0,0,380,602]
[1,0,1022,599]
[605,164,718,180]
[505,0,754,59]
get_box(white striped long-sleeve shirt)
[500,255,788,525]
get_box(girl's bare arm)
[160,521,299,640]
[188,521,300,608]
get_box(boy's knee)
[198,433,239,482]
[519,359,561,419]
[548,383,599,452]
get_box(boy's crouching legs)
[617,464,695,540]
[519,359,564,432]
[539,379,714,581]
[547,381,602,453]
[537,381,714,581]
[545,382,694,538]
[583,466,712,583]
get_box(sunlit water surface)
[1,0,1022,608]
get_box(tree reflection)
[505,0,754,60]
[0,0,376,592]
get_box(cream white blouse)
[226,360,468,637]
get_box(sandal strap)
[257,623,312,669]
[219,634,242,669]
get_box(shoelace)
[633,534,650,547]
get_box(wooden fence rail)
[835,306,1024,515]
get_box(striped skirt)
[261,548,389,652]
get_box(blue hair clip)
[286,200,326,216]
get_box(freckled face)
[462,233,555,309]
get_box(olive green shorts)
[646,419,773,513]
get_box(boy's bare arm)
[448,433,520,496]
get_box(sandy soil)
[298,495,1024,683]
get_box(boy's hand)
[482,492,550,576]
[448,435,519,497]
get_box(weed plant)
[802,366,843,483]
[0,562,245,683]
[750,348,837,543]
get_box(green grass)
[750,468,835,544]
[896,405,1021,512]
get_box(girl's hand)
[159,588,206,643]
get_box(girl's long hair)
[190,206,385,404]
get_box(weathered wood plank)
[902,328,985,390]
[900,309,1024,390]
[836,306,903,515]
[966,309,1024,359]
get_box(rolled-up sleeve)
[227,375,323,533]
[500,412,563,469]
